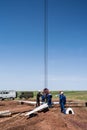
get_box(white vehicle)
[0,90,17,100]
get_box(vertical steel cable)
[44,0,48,88]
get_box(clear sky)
[0,0,87,91]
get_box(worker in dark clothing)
[59,91,66,114]
[36,90,42,107]
[41,92,46,104]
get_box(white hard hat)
[61,91,64,94]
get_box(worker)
[43,88,49,103]
[36,90,42,107]
[59,91,66,114]
[47,92,53,108]
[44,88,53,107]
[41,91,46,104]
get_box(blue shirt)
[59,94,66,105]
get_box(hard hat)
[61,91,64,94]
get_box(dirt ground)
[0,100,87,130]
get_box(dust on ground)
[0,100,87,130]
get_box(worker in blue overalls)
[47,92,52,108]
[59,91,66,114]
[46,89,52,108]
[43,88,53,108]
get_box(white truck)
[0,90,17,100]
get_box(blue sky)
[0,0,87,91]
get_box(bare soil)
[0,100,87,130]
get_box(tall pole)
[44,0,48,88]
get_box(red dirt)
[0,100,87,130]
